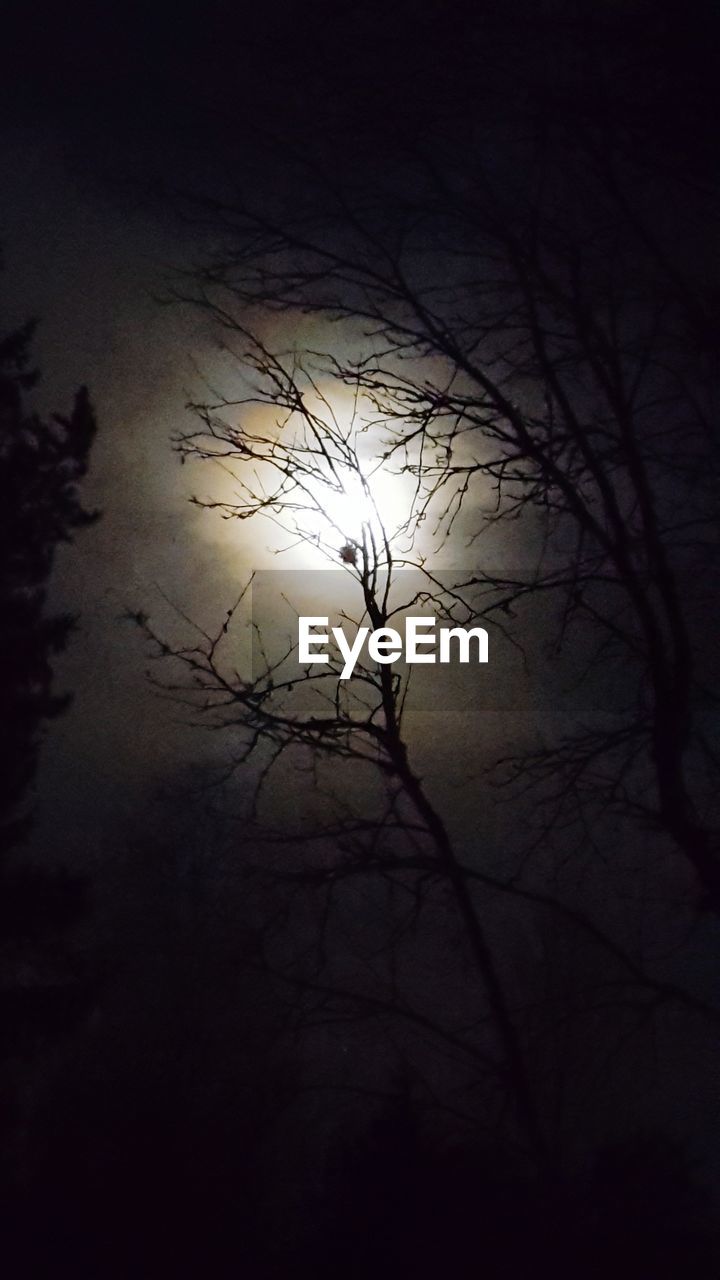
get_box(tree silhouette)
[0,293,98,1182]
[0,314,98,853]
[136,307,720,1171]
[130,62,720,1177]
[168,117,719,909]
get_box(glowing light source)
[293,454,414,569]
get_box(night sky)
[2,2,720,1276]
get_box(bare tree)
[165,124,720,911]
[135,266,720,1168]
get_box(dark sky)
[5,1,718,168]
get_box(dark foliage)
[0,299,99,1176]
[0,316,97,853]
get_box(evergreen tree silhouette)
[0,315,97,853]
[0,293,98,1081]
